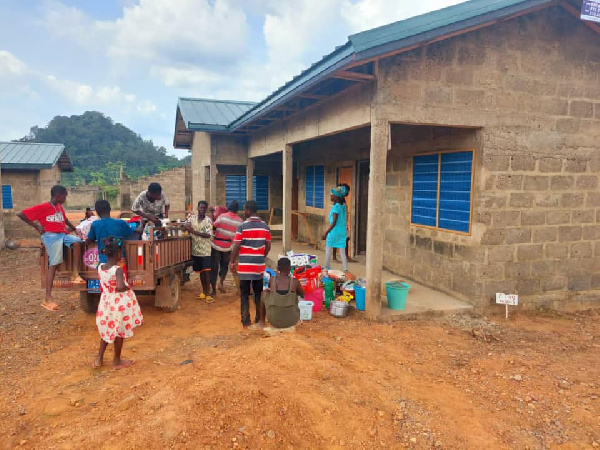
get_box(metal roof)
[349,0,553,59]
[0,142,73,171]
[178,98,257,132]
[227,0,553,131]
[175,0,561,135]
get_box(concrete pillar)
[282,144,293,253]
[365,117,388,320]
[209,163,218,207]
[191,132,211,205]
[246,158,254,202]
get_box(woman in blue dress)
[322,186,348,272]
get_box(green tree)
[19,111,189,185]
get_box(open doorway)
[356,160,369,254]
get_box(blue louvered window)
[305,165,324,208]
[226,175,269,210]
[253,176,269,211]
[225,175,246,207]
[411,151,473,233]
[1,185,13,209]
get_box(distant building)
[174,0,600,314]
[0,142,73,238]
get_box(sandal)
[204,296,214,304]
[41,302,59,311]
[196,293,206,300]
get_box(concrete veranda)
[267,240,473,320]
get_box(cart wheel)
[156,274,181,313]
[80,291,100,314]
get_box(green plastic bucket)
[385,281,410,310]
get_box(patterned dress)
[96,265,143,344]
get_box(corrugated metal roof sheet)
[229,43,354,130]
[0,141,73,171]
[349,0,552,58]
[175,0,557,133]
[178,98,257,131]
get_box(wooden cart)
[40,234,193,313]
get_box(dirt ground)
[0,248,599,450]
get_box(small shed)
[0,142,73,238]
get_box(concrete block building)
[173,0,600,316]
[0,142,73,238]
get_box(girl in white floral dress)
[93,236,143,370]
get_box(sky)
[0,0,465,159]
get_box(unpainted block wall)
[122,166,191,218]
[66,186,101,209]
[376,6,600,308]
[2,167,61,238]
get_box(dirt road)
[0,248,598,449]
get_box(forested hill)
[18,111,190,185]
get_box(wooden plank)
[297,93,327,100]
[332,70,376,81]
[561,0,600,34]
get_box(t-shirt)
[88,218,136,263]
[212,211,243,252]
[188,215,213,257]
[233,217,271,280]
[76,216,99,239]
[132,190,169,216]
[326,203,348,249]
[21,202,68,234]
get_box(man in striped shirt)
[210,201,243,295]
[230,200,271,327]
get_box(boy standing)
[18,185,81,311]
[86,200,140,264]
[230,200,271,327]
[185,201,214,302]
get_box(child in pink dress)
[93,236,143,370]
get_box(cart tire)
[80,291,101,314]
[156,274,181,313]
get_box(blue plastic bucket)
[385,281,410,310]
[354,285,366,311]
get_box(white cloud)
[341,0,467,33]
[107,0,249,65]
[137,100,157,114]
[261,0,346,89]
[151,66,221,88]
[40,0,111,49]
[0,50,27,76]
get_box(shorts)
[41,232,83,266]
[192,255,211,273]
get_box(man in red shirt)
[210,201,243,295]
[18,185,81,311]
[230,200,271,327]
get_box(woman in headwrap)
[321,186,348,272]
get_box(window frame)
[225,175,270,211]
[409,149,475,236]
[1,184,13,210]
[305,164,325,209]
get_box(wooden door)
[292,177,299,239]
[337,167,353,254]
[357,161,369,254]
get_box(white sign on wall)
[581,0,600,23]
[496,293,519,306]
[496,293,518,319]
